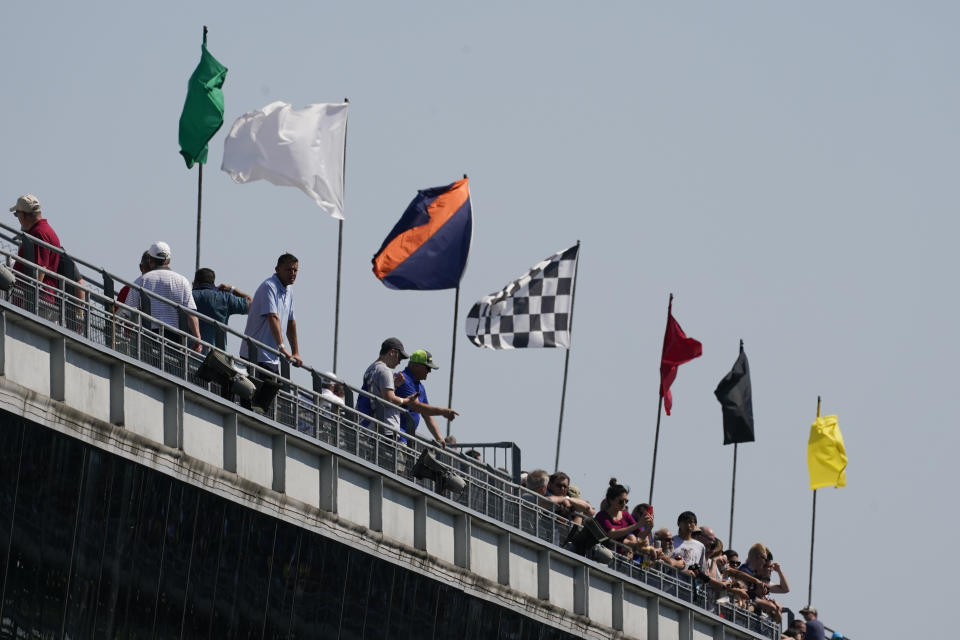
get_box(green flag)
[178,32,227,168]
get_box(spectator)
[356,337,414,433]
[465,449,482,461]
[799,606,825,640]
[653,528,675,559]
[545,472,595,524]
[664,511,709,575]
[594,479,650,556]
[394,349,458,446]
[240,253,302,375]
[192,267,251,350]
[117,252,151,312]
[763,551,791,595]
[317,372,346,408]
[10,194,59,285]
[524,469,551,504]
[124,242,201,351]
[630,503,655,547]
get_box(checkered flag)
[466,243,579,349]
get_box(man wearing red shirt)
[11,194,60,281]
[10,194,62,309]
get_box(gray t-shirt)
[361,360,401,430]
[671,536,709,573]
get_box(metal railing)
[0,231,779,639]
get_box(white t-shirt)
[126,268,196,330]
[671,536,709,573]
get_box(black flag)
[714,343,755,444]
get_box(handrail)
[0,238,778,639]
[0,223,414,423]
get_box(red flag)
[659,299,702,415]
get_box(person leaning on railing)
[544,471,595,525]
[191,267,251,351]
[123,242,202,352]
[240,253,302,374]
[393,349,458,447]
[594,479,654,558]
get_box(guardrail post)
[223,412,237,472]
[319,454,337,512]
[647,594,660,640]
[414,495,427,551]
[679,605,693,639]
[612,580,624,631]
[109,363,125,425]
[0,310,6,376]
[537,550,551,601]
[369,476,383,532]
[573,564,588,616]
[497,533,510,586]
[272,433,286,493]
[454,514,470,570]
[163,387,183,449]
[50,337,65,401]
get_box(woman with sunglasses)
[594,479,651,557]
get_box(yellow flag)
[807,415,847,490]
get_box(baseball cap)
[799,606,817,616]
[147,241,172,261]
[9,194,41,215]
[381,337,408,359]
[409,349,439,369]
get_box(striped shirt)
[125,268,196,330]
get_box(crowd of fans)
[5,193,835,640]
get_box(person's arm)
[421,414,446,446]
[286,318,302,366]
[601,520,644,541]
[406,396,458,421]
[564,497,595,516]
[767,562,790,594]
[219,282,252,302]
[187,314,203,352]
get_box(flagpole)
[553,240,580,472]
[727,337,744,548]
[808,395,821,607]
[729,443,738,548]
[332,97,348,374]
[648,292,672,504]
[194,25,208,274]
[446,283,460,437]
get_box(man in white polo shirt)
[125,241,202,352]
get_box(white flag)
[466,244,579,350]
[221,101,348,219]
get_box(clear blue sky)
[5,2,958,636]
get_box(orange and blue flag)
[372,177,472,290]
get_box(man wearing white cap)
[9,194,61,292]
[124,242,202,351]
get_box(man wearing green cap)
[395,349,459,446]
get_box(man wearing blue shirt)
[192,268,251,350]
[240,254,302,375]
[394,349,459,445]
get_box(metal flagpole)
[445,173,469,437]
[553,240,580,472]
[729,443,738,549]
[446,283,460,437]
[808,395,821,607]
[648,292,672,504]
[728,338,744,548]
[193,25,208,274]
[332,97,349,374]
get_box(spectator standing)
[666,511,709,574]
[192,267,251,350]
[356,337,414,433]
[594,479,650,556]
[117,252,151,312]
[545,472,595,524]
[394,349,458,446]
[124,242,201,351]
[240,253,302,374]
[10,194,59,289]
[799,606,825,640]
